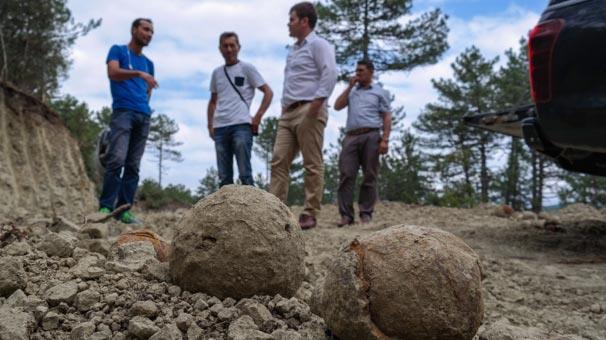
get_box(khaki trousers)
[269,103,327,216]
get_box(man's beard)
[135,36,149,47]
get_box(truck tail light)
[528,19,565,103]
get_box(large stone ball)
[169,185,305,299]
[313,225,484,340]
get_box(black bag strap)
[223,66,249,108]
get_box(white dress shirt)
[282,31,338,108]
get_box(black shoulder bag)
[223,66,249,108]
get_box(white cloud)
[62,0,540,190]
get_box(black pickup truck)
[465,0,606,176]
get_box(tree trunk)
[480,140,488,203]
[362,0,369,59]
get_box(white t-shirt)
[210,61,265,128]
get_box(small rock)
[0,257,27,297]
[223,297,237,307]
[0,307,36,340]
[175,312,193,332]
[149,323,183,340]
[217,307,240,322]
[236,299,273,327]
[70,321,96,340]
[5,289,27,307]
[168,285,181,297]
[492,205,514,218]
[271,329,303,340]
[194,298,209,311]
[186,323,204,339]
[4,241,31,256]
[107,241,158,273]
[45,281,78,306]
[130,301,159,318]
[275,297,311,322]
[141,261,170,282]
[38,231,78,257]
[591,303,602,314]
[79,239,112,257]
[227,315,272,340]
[207,296,221,306]
[105,293,119,306]
[128,316,160,339]
[42,311,61,330]
[521,211,537,220]
[210,302,224,316]
[75,289,101,312]
[71,255,106,279]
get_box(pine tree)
[253,117,279,180]
[147,114,183,187]
[492,39,532,209]
[316,0,448,78]
[196,167,220,199]
[0,0,100,99]
[414,46,500,206]
[378,129,432,203]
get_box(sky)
[62,0,546,192]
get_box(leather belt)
[346,127,380,136]
[286,100,310,112]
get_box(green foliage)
[287,160,306,206]
[0,0,100,99]
[147,113,183,187]
[253,117,279,180]
[414,46,500,206]
[378,130,432,203]
[557,173,606,208]
[137,179,196,210]
[196,167,220,199]
[316,0,449,78]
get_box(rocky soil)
[1,201,605,339]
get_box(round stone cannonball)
[313,225,484,340]
[169,185,305,299]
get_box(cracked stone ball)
[312,225,484,340]
[169,185,305,299]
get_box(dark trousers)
[337,130,381,221]
[214,123,254,187]
[99,109,151,210]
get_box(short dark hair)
[132,18,153,30]
[219,32,240,46]
[290,2,318,29]
[357,59,375,72]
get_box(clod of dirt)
[170,185,305,299]
[313,225,484,340]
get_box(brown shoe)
[337,216,353,227]
[360,214,372,224]
[299,214,317,230]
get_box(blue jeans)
[214,123,254,187]
[99,109,151,210]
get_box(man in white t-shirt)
[207,32,273,186]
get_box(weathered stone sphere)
[313,225,484,340]
[169,185,305,299]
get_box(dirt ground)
[284,202,606,339]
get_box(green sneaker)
[99,207,111,214]
[119,211,142,225]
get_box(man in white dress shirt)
[269,1,338,230]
